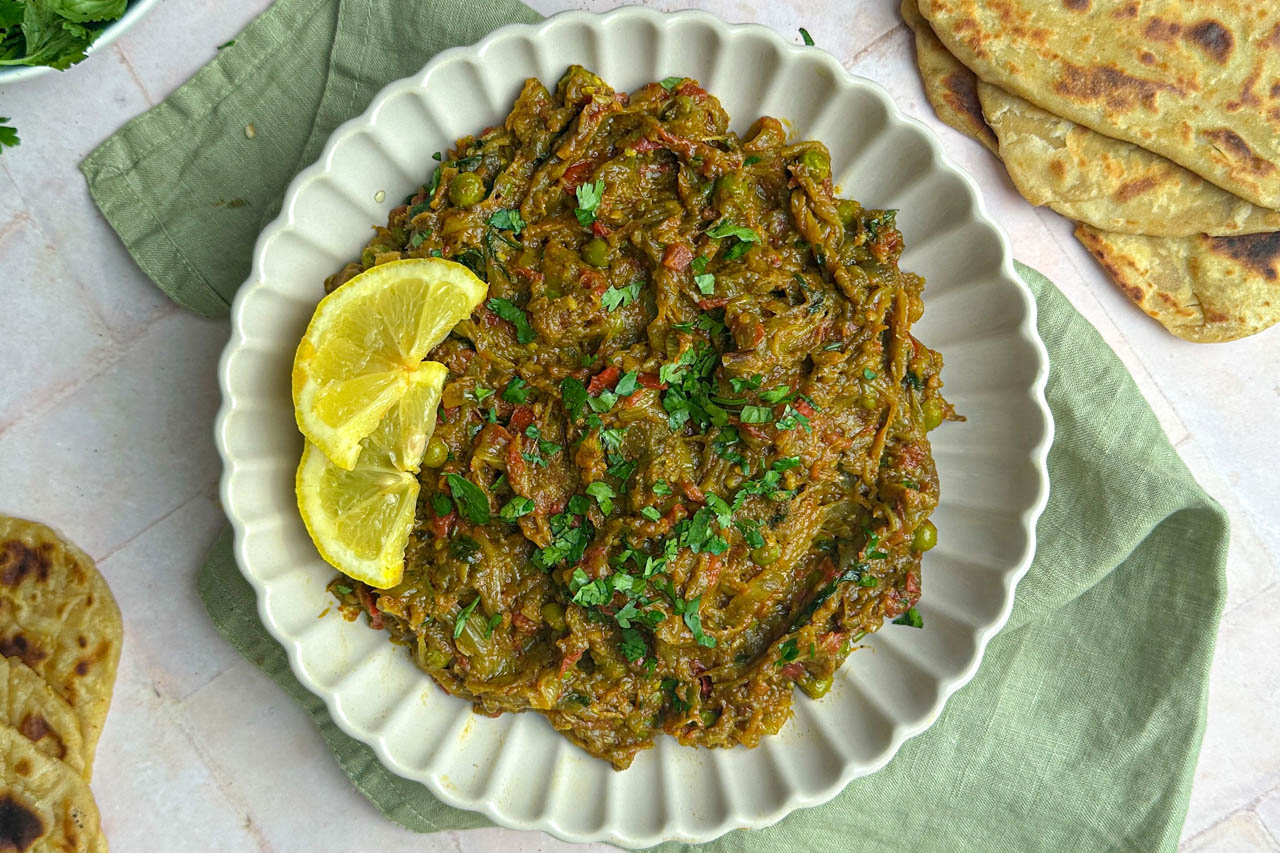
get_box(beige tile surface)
[0,1,1274,850]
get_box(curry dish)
[326,66,954,769]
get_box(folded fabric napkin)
[83,1,1229,849]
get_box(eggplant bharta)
[326,66,955,769]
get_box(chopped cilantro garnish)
[586,481,616,515]
[735,520,766,549]
[740,405,773,423]
[652,480,672,496]
[615,371,639,396]
[760,385,792,404]
[603,279,643,311]
[499,495,535,522]
[620,627,647,661]
[431,492,454,517]
[681,595,717,648]
[574,178,606,228]
[522,450,548,468]
[694,272,715,295]
[691,256,708,275]
[446,474,491,524]
[743,155,762,167]
[776,637,799,664]
[502,376,532,404]
[487,297,537,344]
[660,76,684,90]
[730,374,763,393]
[775,404,812,432]
[706,221,760,242]
[334,584,353,595]
[560,377,588,419]
[863,368,877,380]
[893,607,924,628]
[640,506,662,522]
[472,386,495,402]
[600,427,626,450]
[486,208,526,234]
[408,231,428,248]
[453,597,481,638]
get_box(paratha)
[0,724,105,853]
[977,82,1280,237]
[919,0,1280,209]
[0,518,121,771]
[901,0,998,152]
[1076,226,1280,341]
[0,658,85,779]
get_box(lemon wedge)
[292,258,486,469]
[296,362,446,589]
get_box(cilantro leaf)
[775,404,812,432]
[502,376,531,404]
[659,76,683,90]
[487,297,536,344]
[561,377,588,419]
[740,405,773,423]
[431,492,454,517]
[682,595,717,648]
[652,480,672,496]
[620,627,647,661]
[706,221,760,242]
[694,272,715,295]
[0,118,17,152]
[863,368,877,380]
[486,208,526,234]
[574,178,605,228]
[614,370,639,396]
[640,506,662,522]
[893,607,924,628]
[446,474,491,524]
[484,612,502,638]
[760,385,792,404]
[499,495,535,522]
[730,374,763,393]
[603,279,643,312]
[453,597,481,638]
[799,27,815,46]
[586,481,616,515]
[776,637,799,664]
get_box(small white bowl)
[217,7,1053,847]
[0,0,162,85]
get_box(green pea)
[700,709,719,728]
[911,520,938,552]
[582,237,610,268]
[541,602,567,633]
[798,673,833,699]
[422,436,449,468]
[837,199,860,227]
[921,398,944,431]
[751,544,782,565]
[448,171,485,207]
[799,148,830,180]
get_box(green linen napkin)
[84,2,1229,849]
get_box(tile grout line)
[112,43,158,108]
[843,20,908,68]
[1184,779,1280,849]
[92,485,219,566]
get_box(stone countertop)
[0,0,1276,850]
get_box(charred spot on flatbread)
[0,793,43,852]
[1053,63,1181,112]
[1208,232,1280,281]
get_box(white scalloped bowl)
[216,8,1052,847]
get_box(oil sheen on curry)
[326,67,955,769]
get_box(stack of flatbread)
[904,0,1280,342]
[0,517,122,852]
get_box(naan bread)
[0,724,106,852]
[0,658,85,779]
[901,0,997,153]
[919,0,1280,209]
[978,82,1280,237]
[0,518,121,771]
[1076,226,1280,341]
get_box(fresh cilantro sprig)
[0,117,19,152]
[446,474,490,524]
[486,208,526,234]
[574,178,605,228]
[487,297,537,344]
